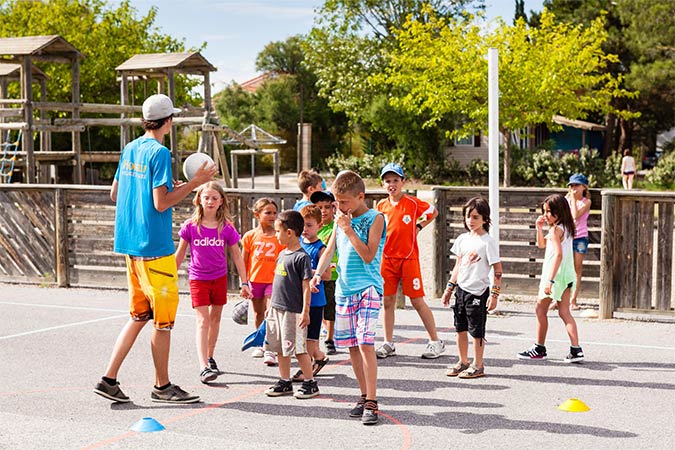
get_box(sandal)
[291,369,305,382]
[312,356,329,376]
[458,365,485,379]
[446,361,470,377]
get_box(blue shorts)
[573,237,589,254]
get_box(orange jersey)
[242,229,285,284]
[376,195,434,259]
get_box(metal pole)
[488,48,500,245]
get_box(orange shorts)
[125,255,180,330]
[381,258,425,298]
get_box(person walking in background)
[566,174,592,310]
[621,149,636,189]
[518,194,584,363]
[311,189,338,355]
[94,94,216,404]
[175,182,252,384]
[441,197,502,379]
[312,170,386,425]
[264,210,319,399]
[242,198,285,365]
[375,163,444,360]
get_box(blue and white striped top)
[335,208,386,297]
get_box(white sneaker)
[263,351,278,366]
[375,342,396,359]
[251,347,264,358]
[421,340,446,359]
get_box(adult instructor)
[94,94,216,404]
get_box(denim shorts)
[573,237,589,254]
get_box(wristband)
[446,281,457,290]
[240,281,250,288]
[416,223,423,231]
[549,279,555,284]
[490,286,501,297]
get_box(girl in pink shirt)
[176,182,252,383]
[566,174,592,310]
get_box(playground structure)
[0,34,281,186]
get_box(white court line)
[0,300,195,318]
[0,314,129,340]
[493,334,675,351]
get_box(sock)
[102,376,117,386]
[155,383,171,390]
[364,399,378,409]
[535,343,546,348]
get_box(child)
[293,169,323,211]
[375,163,444,359]
[441,197,502,378]
[621,149,636,189]
[292,204,331,382]
[175,182,252,383]
[518,194,585,363]
[310,189,338,355]
[264,210,319,399]
[566,174,591,310]
[242,198,285,365]
[311,170,386,426]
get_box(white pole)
[488,48,500,245]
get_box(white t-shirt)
[450,232,501,295]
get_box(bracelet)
[416,223,423,231]
[240,281,250,288]
[549,279,555,284]
[446,281,457,290]
[490,286,501,297]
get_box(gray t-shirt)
[270,248,313,313]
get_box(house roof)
[0,35,83,59]
[239,72,277,93]
[115,52,216,75]
[0,62,49,80]
[553,115,606,131]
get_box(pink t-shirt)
[179,220,240,280]
[572,198,590,238]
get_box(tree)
[0,0,196,160]
[305,0,485,163]
[536,0,675,155]
[378,8,636,185]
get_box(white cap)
[142,94,181,120]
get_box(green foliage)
[465,158,489,186]
[646,151,675,189]
[603,151,623,188]
[325,152,405,180]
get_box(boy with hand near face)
[311,170,386,425]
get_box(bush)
[325,152,405,179]
[465,158,489,186]
[646,151,675,189]
[602,152,623,188]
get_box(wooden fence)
[1,184,673,319]
[0,185,387,290]
[431,187,603,299]
[599,191,675,319]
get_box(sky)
[131,0,544,94]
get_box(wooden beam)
[71,56,82,184]
[21,56,35,183]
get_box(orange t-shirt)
[376,195,434,260]
[241,229,285,284]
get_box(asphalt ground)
[0,284,673,450]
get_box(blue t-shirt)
[335,209,386,297]
[113,137,174,257]
[300,238,326,307]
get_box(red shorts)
[189,274,229,308]
[381,258,425,298]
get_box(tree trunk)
[602,113,615,158]
[502,129,511,187]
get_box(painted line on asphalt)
[0,314,129,340]
[0,300,195,318]
[492,334,675,351]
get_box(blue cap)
[380,163,405,179]
[568,173,589,186]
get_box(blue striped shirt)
[335,209,386,296]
